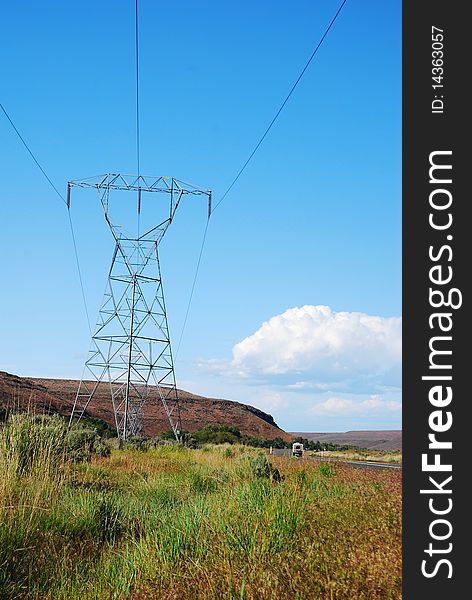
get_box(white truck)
[292,442,304,458]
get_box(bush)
[122,436,150,451]
[69,416,116,439]
[192,424,242,445]
[189,472,218,495]
[65,427,110,461]
[250,454,282,482]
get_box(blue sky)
[0,0,401,432]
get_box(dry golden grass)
[309,449,402,464]
[0,419,401,600]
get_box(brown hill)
[291,430,402,451]
[0,371,292,441]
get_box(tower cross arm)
[67,173,211,197]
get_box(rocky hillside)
[0,371,292,441]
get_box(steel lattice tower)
[68,174,211,441]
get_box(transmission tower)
[68,173,211,441]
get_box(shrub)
[189,472,218,494]
[65,428,110,461]
[69,416,116,439]
[250,454,282,482]
[122,436,149,451]
[193,424,242,445]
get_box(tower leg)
[69,237,181,441]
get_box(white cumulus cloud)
[230,305,401,392]
[309,394,401,416]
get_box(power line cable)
[213,0,347,213]
[175,0,347,356]
[135,0,142,237]
[135,0,141,178]
[174,219,209,359]
[0,101,92,335]
[67,210,93,335]
[1,102,66,207]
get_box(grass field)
[0,415,402,599]
[309,449,402,464]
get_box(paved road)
[270,448,402,471]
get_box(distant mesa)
[0,371,292,442]
[291,430,402,451]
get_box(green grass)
[0,416,402,599]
